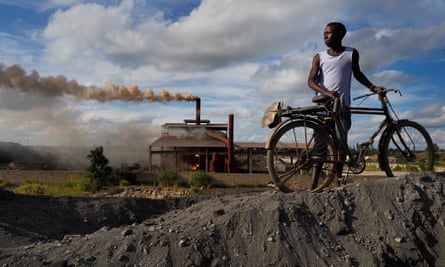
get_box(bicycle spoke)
[382,120,434,177]
[267,120,337,192]
[276,161,309,186]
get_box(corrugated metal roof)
[235,142,311,149]
[150,138,306,150]
[150,136,227,148]
[235,142,266,149]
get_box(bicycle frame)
[328,90,399,173]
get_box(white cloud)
[1,0,445,151]
[38,0,343,71]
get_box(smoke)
[0,63,200,167]
[0,63,199,102]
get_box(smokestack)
[195,97,201,125]
[227,113,234,173]
[184,97,208,124]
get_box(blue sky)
[0,0,444,155]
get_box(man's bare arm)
[351,49,380,92]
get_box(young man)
[307,22,383,188]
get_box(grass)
[0,180,13,188]
[13,178,92,197]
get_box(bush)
[86,146,113,191]
[114,167,138,185]
[156,169,187,187]
[188,170,213,188]
[14,178,93,196]
[119,179,130,186]
[14,180,45,195]
[0,180,12,188]
[393,165,403,171]
[65,178,95,193]
[406,165,419,172]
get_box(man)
[307,22,383,188]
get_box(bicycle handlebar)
[353,88,402,101]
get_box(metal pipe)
[228,113,234,173]
[196,97,201,125]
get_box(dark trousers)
[312,112,351,174]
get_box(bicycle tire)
[266,119,339,192]
[380,120,434,177]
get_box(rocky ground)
[0,172,445,266]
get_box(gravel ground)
[1,172,445,266]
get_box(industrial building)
[148,98,266,174]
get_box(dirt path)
[1,172,444,266]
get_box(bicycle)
[262,88,435,193]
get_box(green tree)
[86,146,112,190]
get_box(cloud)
[400,104,445,129]
[2,0,445,151]
[371,70,415,85]
[38,0,343,71]
[348,22,445,71]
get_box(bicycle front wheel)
[381,120,434,177]
[267,120,338,192]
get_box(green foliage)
[86,146,113,191]
[156,169,187,187]
[395,155,407,164]
[188,170,213,188]
[13,177,92,196]
[113,164,140,185]
[393,165,403,171]
[119,179,130,186]
[14,180,45,195]
[406,165,420,172]
[416,158,427,171]
[65,177,94,193]
[0,180,12,188]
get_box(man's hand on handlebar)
[370,85,386,94]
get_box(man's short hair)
[327,22,347,38]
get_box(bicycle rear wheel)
[381,120,434,177]
[267,120,338,192]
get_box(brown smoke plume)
[0,63,199,102]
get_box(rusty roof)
[150,135,227,148]
[235,142,266,149]
[150,137,310,150]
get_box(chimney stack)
[184,97,209,124]
[195,97,201,125]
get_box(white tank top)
[317,47,353,106]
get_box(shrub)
[114,167,138,185]
[14,180,45,195]
[0,180,12,188]
[188,170,213,188]
[86,146,113,191]
[406,165,419,172]
[393,165,403,171]
[156,169,187,187]
[14,178,93,197]
[65,178,94,193]
[119,179,130,186]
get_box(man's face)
[323,25,341,47]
